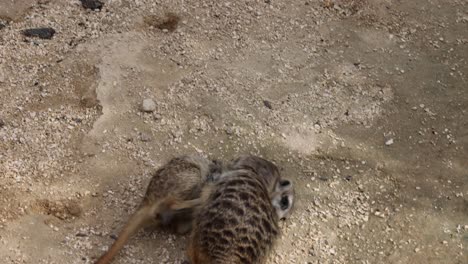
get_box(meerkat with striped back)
[187,155,295,264]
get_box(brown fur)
[95,155,222,264]
[187,155,283,264]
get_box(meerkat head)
[271,179,295,220]
[228,155,281,193]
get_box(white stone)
[142,98,156,112]
[385,138,394,146]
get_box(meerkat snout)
[280,195,290,210]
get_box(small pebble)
[22,28,56,39]
[263,100,273,109]
[319,175,329,181]
[225,127,233,135]
[374,211,384,218]
[385,138,394,146]
[140,133,151,142]
[80,0,104,10]
[142,98,156,112]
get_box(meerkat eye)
[279,180,291,187]
[279,196,289,210]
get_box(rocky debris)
[139,132,151,142]
[225,126,233,135]
[76,232,88,237]
[263,100,273,109]
[142,98,156,112]
[22,27,56,39]
[0,118,5,128]
[0,21,5,30]
[80,0,104,11]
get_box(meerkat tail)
[95,204,157,264]
[169,197,206,210]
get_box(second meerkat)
[95,155,223,264]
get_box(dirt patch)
[0,0,36,21]
[31,198,82,220]
[144,12,181,32]
[74,63,101,109]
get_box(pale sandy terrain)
[0,0,467,263]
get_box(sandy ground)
[0,0,467,263]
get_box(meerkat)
[187,155,293,264]
[95,155,223,264]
